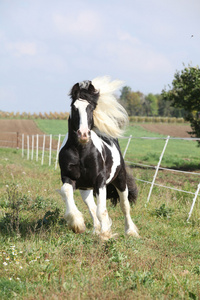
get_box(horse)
[58,76,139,239]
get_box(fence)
[1,132,200,220]
[0,132,21,148]
[20,133,64,169]
[122,135,200,222]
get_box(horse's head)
[69,80,99,144]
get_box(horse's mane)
[92,76,128,138]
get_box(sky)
[0,0,200,113]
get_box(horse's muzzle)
[77,129,91,144]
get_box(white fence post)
[146,135,170,204]
[36,134,39,162]
[22,134,24,158]
[27,135,30,160]
[55,134,61,170]
[123,135,132,159]
[41,135,46,165]
[187,183,200,222]
[31,135,34,160]
[49,134,52,166]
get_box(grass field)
[0,121,200,299]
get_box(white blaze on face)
[74,99,90,142]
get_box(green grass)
[35,119,68,135]
[34,120,200,171]
[117,125,200,170]
[0,148,200,299]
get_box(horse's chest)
[74,155,101,188]
[79,153,103,176]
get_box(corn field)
[0,111,188,123]
[0,111,70,120]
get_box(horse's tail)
[106,184,119,206]
[126,169,138,204]
[107,167,138,206]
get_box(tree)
[120,86,131,113]
[157,94,185,117]
[120,87,146,116]
[126,91,143,116]
[145,93,158,116]
[162,65,200,143]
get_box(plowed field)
[139,123,192,138]
[0,120,57,149]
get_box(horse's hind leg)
[59,183,86,233]
[80,189,101,234]
[96,186,113,240]
[116,186,139,237]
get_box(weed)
[192,265,200,275]
[151,203,173,218]
[1,184,24,234]
[36,208,60,229]
[130,270,154,290]
[31,195,48,210]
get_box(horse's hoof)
[93,227,101,235]
[72,224,86,234]
[100,231,118,240]
[65,212,86,234]
[125,229,140,238]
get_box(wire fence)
[1,132,199,220]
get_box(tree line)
[119,64,200,143]
[119,87,185,118]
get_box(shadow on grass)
[0,208,67,238]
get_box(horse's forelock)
[70,80,99,106]
[79,80,91,90]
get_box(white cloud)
[53,10,101,37]
[101,31,173,75]
[6,41,37,57]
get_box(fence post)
[146,135,170,204]
[22,134,24,157]
[123,135,132,159]
[49,134,52,166]
[16,132,19,149]
[41,135,46,165]
[36,134,39,162]
[187,183,200,222]
[27,135,30,160]
[31,135,34,160]
[55,134,61,170]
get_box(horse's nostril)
[77,129,91,140]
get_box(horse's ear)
[88,82,99,95]
[70,83,80,100]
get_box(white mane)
[92,76,128,138]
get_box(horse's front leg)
[80,189,101,234]
[96,186,113,240]
[59,183,86,233]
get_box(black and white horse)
[58,76,139,239]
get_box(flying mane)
[92,76,128,138]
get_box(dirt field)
[0,119,55,149]
[139,123,192,138]
[0,119,44,135]
[0,119,193,149]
